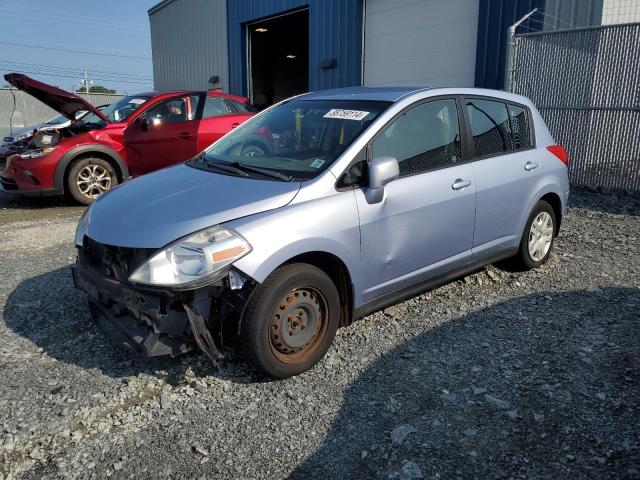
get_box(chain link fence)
[0,88,122,140]
[511,22,640,191]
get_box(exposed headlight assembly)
[128,226,251,289]
[19,146,57,159]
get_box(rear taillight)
[547,145,569,166]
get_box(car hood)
[4,73,109,123]
[86,163,301,248]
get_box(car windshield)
[197,99,391,180]
[45,113,68,125]
[80,95,151,126]
[45,110,88,125]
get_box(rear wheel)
[240,263,340,378]
[513,200,556,270]
[67,157,118,205]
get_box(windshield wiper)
[232,162,293,182]
[200,161,250,177]
[194,154,293,181]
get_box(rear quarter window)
[509,104,532,150]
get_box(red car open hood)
[4,73,110,123]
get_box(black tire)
[240,141,268,158]
[512,200,556,270]
[67,157,118,205]
[240,263,340,379]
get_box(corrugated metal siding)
[149,0,229,91]
[0,89,122,140]
[474,0,544,89]
[364,0,480,87]
[543,0,603,29]
[227,0,363,96]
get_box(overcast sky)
[1,0,159,94]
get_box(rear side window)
[229,99,256,113]
[509,104,531,149]
[372,99,462,177]
[203,97,232,118]
[466,99,512,157]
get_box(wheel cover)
[269,286,328,363]
[242,145,265,157]
[76,164,111,198]
[528,211,553,261]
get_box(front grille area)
[79,237,156,284]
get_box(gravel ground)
[0,188,639,480]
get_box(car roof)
[297,86,533,106]
[300,86,430,102]
[128,90,249,103]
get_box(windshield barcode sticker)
[323,109,370,121]
[129,98,146,105]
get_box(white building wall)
[363,0,480,87]
[601,0,640,24]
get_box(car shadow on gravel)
[3,265,249,382]
[0,192,78,210]
[290,287,640,480]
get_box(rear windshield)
[197,99,391,181]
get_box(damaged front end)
[72,236,255,365]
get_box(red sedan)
[1,74,255,204]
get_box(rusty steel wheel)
[269,286,329,363]
[240,263,340,378]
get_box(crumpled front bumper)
[71,236,253,364]
[72,261,194,357]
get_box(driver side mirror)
[365,156,399,204]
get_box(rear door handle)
[451,179,471,190]
[525,161,539,171]
[231,123,240,129]
[178,132,195,140]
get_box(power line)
[0,65,154,86]
[0,60,153,80]
[1,5,149,35]
[1,12,149,36]
[0,40,152,60]
[3,2,149,30]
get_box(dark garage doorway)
[248,9,309,110]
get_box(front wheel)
[513,200,556,270]
[67,157,118,205]
[240,263,340,379]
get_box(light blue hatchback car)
[73,86,569,378]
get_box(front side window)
[146,98,189,125]
[466,99,512,157]
[203,97,232,118]
[372,99,461,176]
[509,104,531,150]
[197,99,391,181]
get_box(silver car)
[72,86,569,378]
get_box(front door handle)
[524,161,539,171]
[452,178,471,190]
[231,123,240,129]
[178,132,195,140]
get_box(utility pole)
[82,67,90,94]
